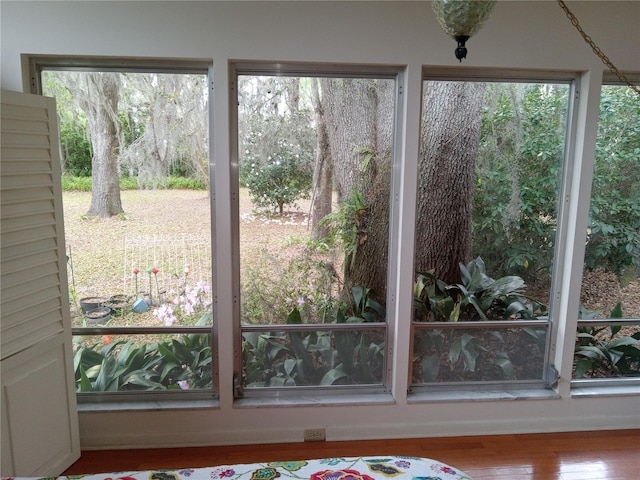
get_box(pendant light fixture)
[432,0,497,62]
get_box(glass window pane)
[237,76,394,323]
[43,69,214,397]
[412,80,570,386]
[574,321,640,380]
[418,81,569,292]
[579,85,640,321]
[242,327,385,388]
[73,333,213,392]
[236,73,395,392]
[574,84,640,382]
[42,71,212,329]
[413,325,548,383]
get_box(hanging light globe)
[432,0,497,62]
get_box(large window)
[35,58,216,400]
[411,74,574,389]
[573,79,640,385]
[232,64,401,395]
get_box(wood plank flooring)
[64,429,640,480]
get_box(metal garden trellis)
[123,233,212,307]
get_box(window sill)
[407,387,560,403]
[234,392,395,408]
[77,398,219,412]
[571,384,640,398]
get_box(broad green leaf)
[321,365,348,385]
[494,357,515,380]
[575,358,592,378]
[78,364,93,392]
[421,354,440,382]
[287,307,302,324]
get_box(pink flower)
[133,268,140,275]
[177,380,190,390]
[152,267,159,274]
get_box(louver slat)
[1,92,69,360]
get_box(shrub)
[241,138,313,214]
[61,175,207,191]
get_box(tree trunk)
[59,72,124,218]
[321,78,394,301]
[415,81,486,283]
[310,79,333,241]
[86,73,123,217]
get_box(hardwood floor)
[64,429,640,480]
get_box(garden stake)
[67,245,78,309]
[146,267,154,305]
[152,267,161,303]
[133,267,140,298]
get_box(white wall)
[2,1,639,449]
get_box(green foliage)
[474,83,639,282]
[61,176,93,191]
[59,120,93,176]
[414,257,546,322]
[413,257,547,383]
[584,86,640,275]
[348,286,385,323]
[61,175,207,191]
[73,329,212,392]
[317,191,368,270]
[241,242,342,326]
[474,83,568,280]
[415,327,543,383]
[574,303,640,378]
[241,286,386,388]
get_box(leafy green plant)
[575,303,640,378]
[317,286,386,386]
[73,320,212,392]
[414,257,546,322]
[241,287,385,388]
[413,257,547,383]
[317,191,368,270]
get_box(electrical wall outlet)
[304,428,326,442]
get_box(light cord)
[557,0,639,95]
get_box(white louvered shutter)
[1,90,80,476]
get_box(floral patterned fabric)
[5,456,471,480]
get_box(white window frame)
[27,55,218,404]
[571,72,640,391]
[409,67,580,396]
[229,61,405,400]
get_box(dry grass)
[63,188,640,328]
[63,188,313,327]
